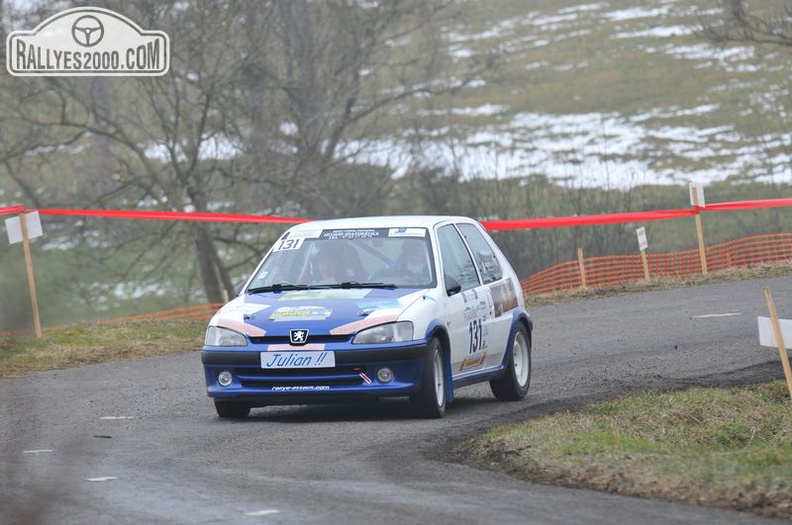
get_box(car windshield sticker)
[279,289,371,301]
[285,229,321,239]
[320,228,389,240]
[388,227,426,237]
[269,306,332,321]
[273,237,305,252]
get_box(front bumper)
[202,342,428,406]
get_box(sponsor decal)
[261,350,333,369]
[460,351,488,371]
[285,229,322,239]
[271,385,330,392]
[7,6,169,76]
[357,299,403,311]
[269,306,332,321]
[320,228,386,240]
[462,288,479,303]
[388,227,427,237]
[490,278,518,317]
[279,289,370,301]
[273,237,305,252]
[463,299,490,322]
[210,301,269,328]
[222,302,270,316]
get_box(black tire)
[411,337,447,418]
[214,399,251,419]
[490,324,531,401]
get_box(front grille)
[242,366,358,377]
[241,378,363,388]
[237,365,365,388]
[249,334,352,345]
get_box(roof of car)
[289,215,481,232]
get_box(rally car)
[201,216,532,419]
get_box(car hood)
[208,288,428,338]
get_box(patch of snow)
[335,102,792,188]
[611,25,693,39]
[602,6,671,21]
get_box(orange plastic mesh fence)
[98,303,224,324]
[522,233,792,295]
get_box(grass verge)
[0,319,206,379]
[455,382,792,519]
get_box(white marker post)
[5,211,43,338]
[689,183,708,275]
[759,287,792,399]
[636,227,649,281]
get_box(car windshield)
[246,227,436,291]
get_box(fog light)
[376,367,394,383]
[218,370,233,387]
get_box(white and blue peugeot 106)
[202,216,532,419]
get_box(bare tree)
[0,0,498,304]
[701,0,792,47]
[236,0,496,218]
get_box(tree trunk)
[193,223,224,303]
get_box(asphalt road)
[2,276,790,525]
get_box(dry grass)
[0,319,206,378]
[456,382,792,519]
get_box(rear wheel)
[214,399,251,419]
[411,337,447,418]
[490,324,531,401]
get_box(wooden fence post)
[19,213,42,338]
[577,247,587,289]
[640,249,650,281]
[763,287,792,399]
[690,185,708,275]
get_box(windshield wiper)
[247,283,315,293]
[248,282,397,293]
[329,281,397,289]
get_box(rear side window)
[437,225,480,291]
[457,223,503,284]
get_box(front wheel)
[214,399,251,419]
[411,337,447,418]
[490,324,531,401]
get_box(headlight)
[205,326,247,347]
[352,321,413,344]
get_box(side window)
[437,225,480,292]
[457,223,503,284]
